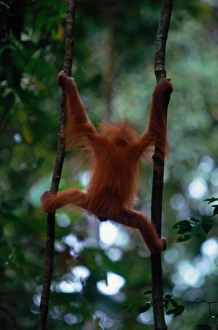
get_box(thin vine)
[151,1,173,329]
[37,1,76,330]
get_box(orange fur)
[41,71,173,254]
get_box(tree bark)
[37,1,76,329]
[151,1,173,330]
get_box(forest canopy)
[1,1,218,329]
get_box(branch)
[154,0,173,82]
[37,1,76,330]
[151,1,173,330]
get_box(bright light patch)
[178,261,204,287]
[55,241,66,252]
[188,178,207,199]
[105,247,123,261]
[99,221,130,247]
[195,257,214,276]
[80,171,90,187]
[14,133,22,143]
[94,310,114,328]
[210,169,218,186]
[164,248,180,264]
[63,234,84,254]
[72,265,90,280]
[97,272,125,295]
[33,293,40,306]
[64,314,79,325]
[56,212,71,227]
[199,155,214,172]
[137,309,153,325]
[170,193,186,211]
[183,266,201,287]
[201,238,218,257]
[59,280,82,293]
[63,233,77,246]
[99,222,119,245]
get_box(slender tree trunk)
[37,1,76,329]
[151,1,173,330]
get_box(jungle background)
[1,0,218,329]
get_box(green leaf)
[128,301,142,313]
[166,308,177,315]
[173,220,191,229]
[119,303,129,310]
[166,305,185,317]
[170,299,179,307]
[174,305,185,317]
[120,300,144,313]
[164,294,173,300]
[195,325,212,330]
[202,221,212,234]
[212,206,218,216]
[176,227,192,234]
[177,235,191,242]
[190,217,200,222]
[195,232,207,241]
[204,197,218,204]
[138,303,151,314]
[144,290,152,295]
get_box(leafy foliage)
[164,294,185,317]
[173,198,218,243]
[1,0,218,329]
[120,300,151,314]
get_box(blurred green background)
[1,1,218,329]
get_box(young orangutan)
[41,71,173,254]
